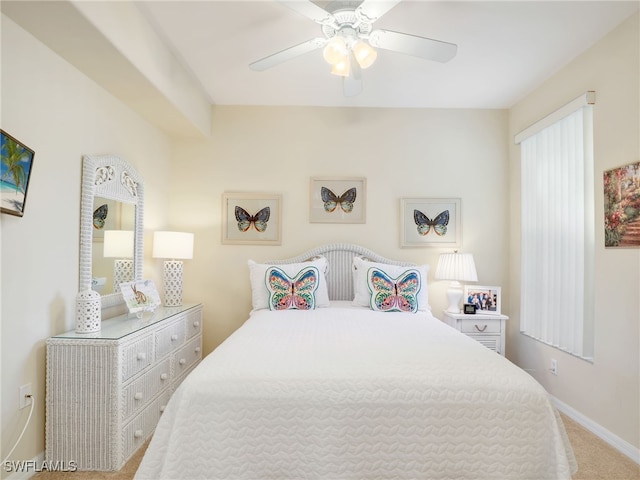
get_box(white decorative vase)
[76,289,101,333]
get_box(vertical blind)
[517,94,594,359]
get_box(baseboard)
[552,395,640,464]
[3,451,44,479]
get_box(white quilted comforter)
[135,303,576,480]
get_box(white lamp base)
[163,260,184,306]
[113,259,133,293]
[445,281,463,313]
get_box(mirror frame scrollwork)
[79,154,144,309]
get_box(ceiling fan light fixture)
[323,36,347,65]
[331,57,350,77]
[352,40,377,68]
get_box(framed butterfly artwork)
[221,192,282,245]
[400,197,461,248]
[309,176,366,224]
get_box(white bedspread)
[135,303,576,480]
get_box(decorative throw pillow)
[266,266,319,310]
[367,268,420,313]
[248,256,330,311]
[352,256,430,311]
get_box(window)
[515,92,595,360]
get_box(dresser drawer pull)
[474,324,488,332]
[136,352,146,361]
[160,405,166,413]
[179,358,186,365]
[193,321,200,328]
[134,429,143,439]
[171,334,178,341]
[160,373,168,381]
[195,347,201,354]
[134,392,143,401]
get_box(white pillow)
[248,256,330,311]
[352,256,430,312]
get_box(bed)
[135,243,576,480]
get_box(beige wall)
[3,4,637,472]
[168,106,510,353]
[508,13,639,451]
[0,16,173,471]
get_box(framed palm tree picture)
[1,130,35,217]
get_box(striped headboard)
[266,243,415,301]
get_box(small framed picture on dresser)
[463,285,501,315]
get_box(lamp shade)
[152,231,194,260]
[435,252,478,282]
[103,230,134,258]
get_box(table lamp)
[435,252,478,313]
[152,231,194,306]
[103,230,134,293]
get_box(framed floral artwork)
[222,192,282,245]
[604,161,640,247]
[400,197,461,248]
[309,176,366,223]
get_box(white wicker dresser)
[45,303,203,471]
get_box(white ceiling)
[136,0,638,109]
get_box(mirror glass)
[79,155,144,310]
[91,197,136,295]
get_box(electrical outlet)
[19,383,32,409]
[550,359,558,376]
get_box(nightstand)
[441,311,508,356]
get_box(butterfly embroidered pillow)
[367,268,420,313]
[248,257,330,311]
[266,266,319,310]
[352,257,430,312]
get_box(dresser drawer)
[184,309,202,340]
[156,319,186,359]
[459,318,502,334]
[122,389,172,462]
[122,358,171,420]
[173,336,202,378]
[122,335,154,381]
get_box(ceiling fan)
[249,0,458,97]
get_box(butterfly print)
[266,266,319,310]
[93,204,108,229]
[413,209,449,236]
[368,268,420,313]
[235,206,270,232]
[321,187,356,213]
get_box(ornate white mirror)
[79,154,144,309]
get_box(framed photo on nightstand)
[464,285,501,315]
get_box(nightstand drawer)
[460,318,502,334]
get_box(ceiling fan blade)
[369,29,457,63]
[343,53,363,97]
[277,1,336,25]
[249,38,326,71]
[343,76,363,97]
[356,0,402,22]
